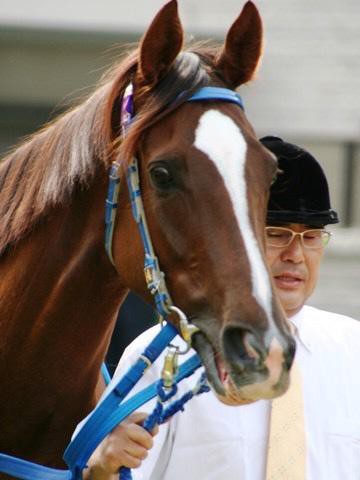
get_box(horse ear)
[137,0,183,86]
[216,1,263,88]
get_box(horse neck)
[0,170,127,465]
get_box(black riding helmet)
[260,136,339,226]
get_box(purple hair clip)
[121,83,134,136]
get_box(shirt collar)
[289,306,313,352]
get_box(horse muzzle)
[192,322,296,405]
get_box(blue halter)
[104,86,244,318]
[105,86,244,261]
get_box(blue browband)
[187,86,244,110]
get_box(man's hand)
[83,412,159,479]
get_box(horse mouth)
[191,331,226,394]
[191,330,270,405]
[191,331,253,404]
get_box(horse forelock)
[119,46,218,161]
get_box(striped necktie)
[266,362,306,479]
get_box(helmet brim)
[267,209,339,227]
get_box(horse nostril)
[222,326,265,371]
[243,331,266,363]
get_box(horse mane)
[0,43,217,255]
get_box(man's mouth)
[273,272,304,289]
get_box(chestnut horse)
[0,0,295,473]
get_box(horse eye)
[150,166,174,190]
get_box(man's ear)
[215,1,263,88]
[137,0,183,87]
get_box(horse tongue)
[215,353,228,384]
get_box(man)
[84,137,360,479]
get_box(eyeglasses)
[265,226,331,249]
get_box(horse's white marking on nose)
[194,109,272,321]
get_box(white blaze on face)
[194,109,273,321]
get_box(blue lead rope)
[119,372,209,480]
[0,323,187,480]
[66,354,203,479]
[64,323,204,480]
[0,343,203,480]
[64,323,178,475]
[0,456,72,480]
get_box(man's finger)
[126,423,154,450]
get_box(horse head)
[110,0,296,405]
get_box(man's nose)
[280,236,305,262]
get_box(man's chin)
[275,290,305,316]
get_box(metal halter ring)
[169,306,200,354]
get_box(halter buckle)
[161,346,179,389]
[144,255,163,294]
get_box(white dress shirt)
[106,306,360,480]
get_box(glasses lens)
[265,227,293,247]
[322,231,331,246]
[302,229,330,248]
